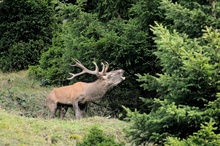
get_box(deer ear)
[97,74,108,80]
[103,73,112,80]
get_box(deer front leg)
[46,100,57,118]
[73,101,82,120]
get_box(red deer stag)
[46,59,125,119]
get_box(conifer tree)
[125,0,220,145]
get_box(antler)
[100,61,109,75]
[67,59,99,80]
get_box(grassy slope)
[0,70,51,117]
[0,110,128,145]
[0,71,129,145]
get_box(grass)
[0,109,129,145]
[0,71,130,145]
[0,70,51,117]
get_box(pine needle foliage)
[125,23,220,145]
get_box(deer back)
[49,82,85,104]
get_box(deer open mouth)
[119,70,125,80]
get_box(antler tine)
[104,61,109,72]
[70,58,83,67]
[100,61,109,75]
[67,72,84,80]
[67,59,100,80]
[92,61,99,73]
[100,62,106,74]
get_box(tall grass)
[0,71,51,117]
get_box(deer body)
[46,59,125,119]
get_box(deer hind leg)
[79,102,87,110]
[73,101,82,120]
[58,104,69,119]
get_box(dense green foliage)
[125,0,220,145]
[77,126,124,146]
[0,0,55,72]
[165,119,220,146]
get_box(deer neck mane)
[81,79,111,102]
[92,78,113,90]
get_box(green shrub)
[77,126,124,146]
[0,0,55,72]
[165,119,220,146]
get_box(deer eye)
[107,74,113,78]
